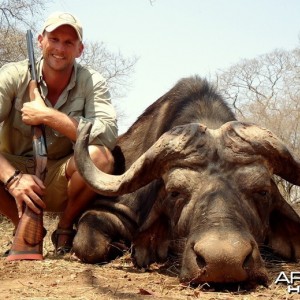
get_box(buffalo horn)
[228,121,300,185]
[74,122,209,196]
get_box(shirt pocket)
[51,97,85,138]
[65,97,85,117]
[12,97,31,137]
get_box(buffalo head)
[74,120,300,287]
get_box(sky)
[41,0,300,133]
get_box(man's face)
[38,25,84,72]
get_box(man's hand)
[21,88,48,126]
[7,173,46,218]
[23,87,78,141]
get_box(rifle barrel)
[26,30,38,81]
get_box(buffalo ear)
[266,184,300,260]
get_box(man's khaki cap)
[42,12,83,41]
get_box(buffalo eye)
[171,191,180,198]
[257,190,268,197]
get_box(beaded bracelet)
[4,170,21,190]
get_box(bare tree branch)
[215,47,300,202]
[0,0,138,106]
[79,40,138,99]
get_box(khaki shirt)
[0,58,118,160]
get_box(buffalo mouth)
[179,267,269,290]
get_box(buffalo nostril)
[242,251,253,270]
[196,254,206,268]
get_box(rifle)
[7,30,47,261]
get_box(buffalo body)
[73,76,300,287]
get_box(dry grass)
[1,211,300,299]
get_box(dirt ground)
[1,212,300,300]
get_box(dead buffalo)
[73,76,300,287]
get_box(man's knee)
[88,145,114,174]
[66,145,114,179]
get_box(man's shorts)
[2,152,72,212]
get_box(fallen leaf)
[138,288,155,296]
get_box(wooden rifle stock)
[7,30,47,261]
